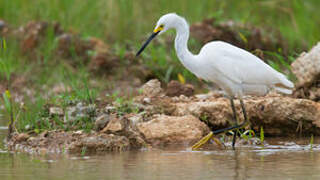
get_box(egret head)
[136,13,181,56]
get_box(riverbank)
[5,78,320,154]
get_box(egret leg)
[230,98,238,150]
[240,99,248,127]
[191,99,249,151]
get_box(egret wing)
[199,41,281,85]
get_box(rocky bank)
[7,78,320,154]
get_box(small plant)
[81,146,87,156]
[240,129,255,141]
[2,90,15,138]
[0,39,16,138]
[310,134,314,150]
[260,126,264,145]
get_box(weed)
[260,126,264,145]
[310,134,314,150]
[240,129,255,141]
[81,146,87,156]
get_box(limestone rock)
[101,116,124,133]
[140,79,163,98]
[94,114,110,131]
[291,42,320,87]
[49,107,63,116]
[137,115,210,145]
[166,80,194,97]
[15,133,30,142]
[68,134,130,153]
[173,96,320,136]
[64,103,96,123]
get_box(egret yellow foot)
[192,132,217,150]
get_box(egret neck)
[174,17,197,74]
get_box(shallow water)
[1,118,320,180]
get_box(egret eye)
[159,24,164,28]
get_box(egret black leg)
[240,99,248,126]
[192,98,249,150]
[230,98,238,150]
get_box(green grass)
[1,0,319,47]
[1,0,320,132]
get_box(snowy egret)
[136,13,294,149]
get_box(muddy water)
[1,117,320,180]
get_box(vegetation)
[0,0,320,133]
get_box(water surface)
[1,117,320,180]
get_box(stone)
[137,115,210,145]
[127,114,143,126]
[101,117,124,133]
[68,134,130,153]
[64,106,77,123]
[172,96,320,136]
[140,79,163,97]
[94,114,110,131]
[64,103,96,123]
[51,83,71,94]
[291,42,320,87]
[15,133,30,142]
[166,80,194,97]
[49,107,63,116]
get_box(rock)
[291,43,320,101]
[101,116,124,133]
[291,42,320,88]
[68,134,130,153]
[17,21,49,54]
[64,103,96,123]
[64,106,77,123]
[49,107,64,116]
[89,52,119,73]
[0,19,9,35]
[0,20,6,31]
[77,103,96,117]
[137,115,210,145]
[94,114,110,131]
[166,80,194,97]
[172,96,320,136]
[7,130,137,154]
[89,37,109,54]
[51,83,71,94]
[56,33,92,60]
[140,79,163,98]
[104,105,116,113]
[127,113,144,126]
[15,133,30,142]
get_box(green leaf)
[2,39,6,51]
[2,91,12,113]
[260,126,264,143]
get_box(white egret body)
[159,13,294,97]
[136,13,294,149]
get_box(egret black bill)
[136,31,160,57]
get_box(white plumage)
[155,13,294,98]
[136,13,294,149]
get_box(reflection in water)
[1,120,320,180]
[0,145,320,180]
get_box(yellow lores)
[153,25,164,33]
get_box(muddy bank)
[7,79,320,154]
